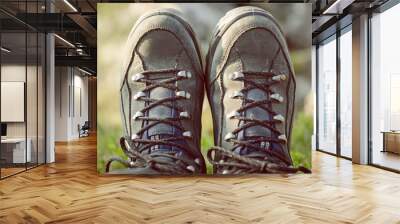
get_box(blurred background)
[97,3,312,174]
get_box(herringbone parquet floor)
[1,134,400,224]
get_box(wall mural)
[98,3,312,175]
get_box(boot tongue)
[242,79,271,138]
[235,78,274,154]
[147,74,177,137]
[145,73,183,154]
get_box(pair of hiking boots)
[106,6,310,175]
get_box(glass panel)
[339,28,352,158]
[0,1,46,179]
[1,30,27,177]
[371,4,400,171]
[318,36,337,154]
[38,32,45,165]
[27,30,38,169]
[312,45,317,151]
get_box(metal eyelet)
[182,131,192,138]
[132,73,144,82]
[224,132,235,141]
[133,91,146,100]
[176,91,191,99]
[177,70,192,79]
[272,74,287,81]
[186,165,195,172]
[273,114,285,123]
[230,71,244,80]
[227,111,240,119]
[179,111,190,119]
[230,91,243,99]
[132,111,144,120]
[270,93,284,103]
[278,134,287,142]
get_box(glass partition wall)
[0,30,27,177]
[316,25,353,159]
[0,2,46,179]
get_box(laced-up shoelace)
[207,71,311,174]
[106,68,199,174]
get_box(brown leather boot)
[205,6,310,174]
[106,9,206,175]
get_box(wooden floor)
[373,150,400,171]
[0,167,26,178]
[1,135,400,224]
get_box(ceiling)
[0,0,393,74]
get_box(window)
[317,36,337,154]
[370,3,400,171]
[339,27,352,158]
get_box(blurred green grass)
[97,106,312,174]
[290,112,312,169]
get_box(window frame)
[315,23,353,161]
[367,0,400,173]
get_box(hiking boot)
[205,6,310,174]
[106,9,206,175]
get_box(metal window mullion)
[0,22,2,179]
[25,0,28,171]
[367,10,373,165]
[73,68,75,118]
[69,68,71,118]
[316,44,320,150]
[36,0,39,167]
[336,29,341,157]
[44,26,47,164]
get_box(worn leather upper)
[118,9,206,174]
[206,6,296,172]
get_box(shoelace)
[106,68,198,174]
[207,71,310,174]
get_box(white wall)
[55,67,69,141]
[1,65,26,137]
[55,67,89,141]
[71,73,89,138]
[1,82,25,122]
[1,65,37,138]
[1,63,46,164]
